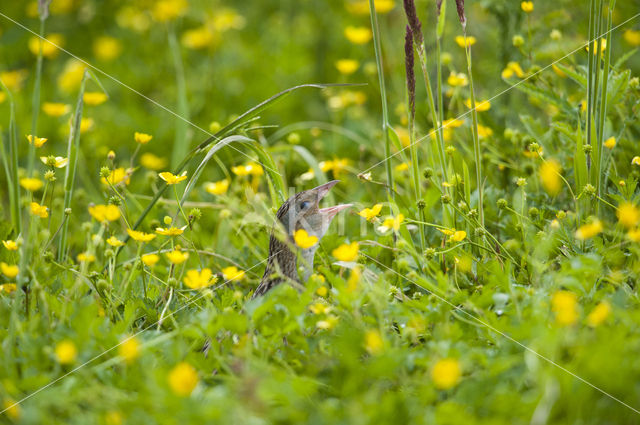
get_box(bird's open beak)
[313,180,352,218]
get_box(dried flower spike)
[455,0,466,28]
[402,0,424,45]
[404,25,416,120]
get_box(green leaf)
[554,63,587,88]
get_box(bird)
[252,180,351,297]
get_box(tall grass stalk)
[595,0,614,214]
[27,10,48,175]
[367,0,395,200]
[586,0,596,174]
[405,26,426,253]
[0,81,21,235]
[168,27,191,170]
[462,35,485,237]
[454,1,485,239]
[58,71,88,261]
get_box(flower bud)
[512,35,524,47]
[100,166,112,178]
[497,198,508,209]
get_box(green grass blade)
[57,71,88,261]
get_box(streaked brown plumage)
[252,180,350,298]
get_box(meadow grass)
[1,1,640,423]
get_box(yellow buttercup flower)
[55,340,77,364]
[106,236,125,247]
[165,249,189,265]
[335,59,359,75]
[0,284,18,294]
[632,156,640,166]
[586,301,610,327]
[83,91,108,106]
[152,0,188,22]
[378,214,404,233]
[28,33,64,58]
[140,153,168,171]
[316,315,339,330]
[222,266,245,281]
[604,137,616,149]
[316,286,328,297]
[344,26,372,44]
[346,0,395,14]
[58,60,86,93]
[586,38,606,55]
[204,179,229,195]
[93,36,122,61]
[20,177,44,192]
[42,102,71,117]
[209,8,246,32]
[455,35,476,48]
[156,227,184,236]
[0,69,28,92]
[309,302,332,314]
[447,72,468,87]
[431,359,462,390]
[40,156,68,168]
[502,61,525,79]
[1,262,19,279]
[520,1,534,13]
[358,204,383,222]
[30,202,49,218]
[551,290,578,326]
[101,168,131,186]
[2,240,18,251]
[168,362,199,397]
[451,230,467,242]
[159,171,188,185]
[141,253,160,267]
[77,252,96,263]
[183,268,217,289]
[432,359,461,390]
[126,229,156,243]
[443,118,465,128]
[617,203,640,229]
[395,162,409,172]
[134,132,153,144]
[294,229,319,249]
[319,159,350,176]
[88,204,121,222]
[231,162,264,177]
[80,117,94,133]
[539,160,562,196]
[623,29,640,46]
[477,125,493,138]
[118,336,140,364]
[332,242,359,262]
[364,329,384,355]
[575,220,602,240]
[27,134,48,147]
[181,26,215,49]
[464,99,491,111]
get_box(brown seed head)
[402,0,424,46]
[404,26,416,120]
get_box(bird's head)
[276,180,351,241]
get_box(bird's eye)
[300,201,310,210]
